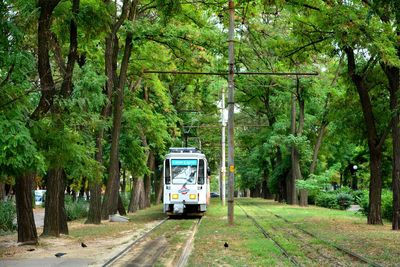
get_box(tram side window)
[198,159,205,185]
[165,159,171,184]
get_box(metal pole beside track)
[221,86,226,206]
[227,0,235,226]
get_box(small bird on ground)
[224,242,229,249]
[81,242,87,248]
[27,248,35,252]
[55,252,67,258]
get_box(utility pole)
[221,86,226,206]
[227,0,235,225]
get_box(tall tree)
[101,0,137,219]
[40,0,80,236]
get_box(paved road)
[33,208,45,228]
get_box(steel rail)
[102,218,168,267]
[248,202,385,267]
[237,203,302,267]
[176,217,203,267]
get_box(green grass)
[188,199,293,266]
[236,198,400,266]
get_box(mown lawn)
[189,198,400,266]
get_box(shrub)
[356,190,369,216]
[351,190,365,204]
[381,190,393,221]
[0,200,16,233]
[120,192,130,211]
[315,192,338,209]
[336,193,353,210]
[355,189,393,221]
[65,196,88,221]
[315,190,353,210]
[308,192,317,205]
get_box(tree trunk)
[250,187,261,198]
[345,47,384,225]
[0,182,5,201]
[117,194,127,215]
[31,0,61,120]
[138,179,146,210]
[155,159,163,205]
[86,180,102,224]
[101,2,136,219]
[15,173,38,244]
[86,128,103,224]
[382,63,400,230]
[288,92,298,205]
[245,189,250,197]
[391,103,400,230]
[121,168,126,193]
[368,151,383,224]
[299,189,308,207]
[155,177,163,205]
[262,167,272,199]
[128,177,141,213]
[144,151,155,207]
[310,123,328,174]
[43,168,68,236]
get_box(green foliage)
[315,190,353,210]
[65,196,88,221]
[356,189,393,221]
[335,193,353,210]
[269,156,291,195]
[381,190,393,221]
[315,192,339,209]
[356,190,369,216]
[0,116,45,176]
[0,200,16,233]
[120,192,130,211]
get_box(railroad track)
[237,203,302,267]
[103,216,202,267]
[238,201,384,267]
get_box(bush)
[351,190,365,204]
[308,192,317,205]
[381,190,393,221]
[355,189,393,221]
[356,190,369,216]
[65,196,88,221]
[315,192,338,209]
[120,192,130,211]
[314,190,353,210]
[336,193,353,210]
[0,200,16,233]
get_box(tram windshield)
[171,159,197,185]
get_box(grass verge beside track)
[188,199,294,266]
[237,198,400,267]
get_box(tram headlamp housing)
[189,194,196,199]
[172,194,179,199]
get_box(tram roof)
[166,147,206,159]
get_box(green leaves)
[0,116,45,176]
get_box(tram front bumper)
[173,203,185,214]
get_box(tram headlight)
[172,194,179,199]
[189,194,196,200]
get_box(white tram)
[163,147,210,215]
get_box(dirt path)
[0,219,164,267]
